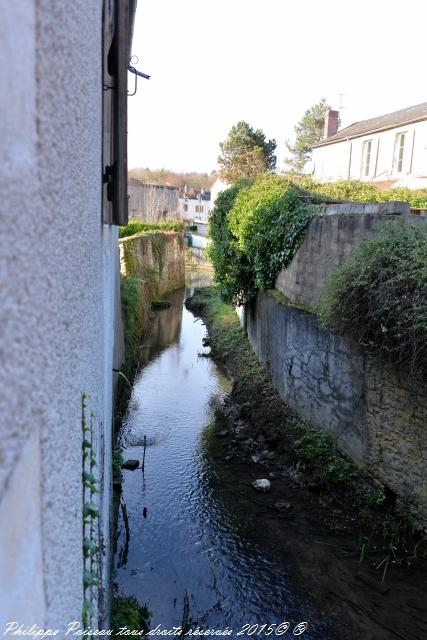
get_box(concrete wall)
[276,204,420,308]
[312,119,427,188]
[247,295,367,464]
[128,182,179,221]
[247,293,427,526]
[0,1,122,629]
[246,208,427,526]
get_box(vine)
[81,393,100,631]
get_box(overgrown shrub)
[120,276,145,378]
[207,179,253,303]
[319,221,427,377]
[119,220,183,239]
[208,174,427,307]
[209,174,318,304]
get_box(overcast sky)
[128,0,425,174]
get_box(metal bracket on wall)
[127,55,150,96]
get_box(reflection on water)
[115,272,331,638]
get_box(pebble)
[252,479,271,492]
[264,450,277,460]
[274,501,294,513]
[215,429,229,438]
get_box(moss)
[121,238,141,278]
[111,596,150,636]
[150,233,166,275]
[264,289,317,314]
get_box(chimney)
[323,110,340,138]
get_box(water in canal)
[115,273,330,638]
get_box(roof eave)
[312,115,427,149]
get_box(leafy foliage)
[207,179,253,303]
[111,596,151,636]
[319,221,427,377]
[286,98,331,172]
[305,179,427,207]
[119,220,183,239]
[218,121,276,184]
[209,174,318,304]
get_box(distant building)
[128,179,179,221]
[178,190,211,221]
[312,103,427,189]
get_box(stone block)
[378,201,410,215]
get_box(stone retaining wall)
[246,292,427,526]
[119,231,185,296]
[276,203,424,308]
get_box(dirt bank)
[186,287,427,640]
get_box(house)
[178,190,211,221]
[210,177,230,207]
[312,103,427,189]
[0,0,136,629]
[128,179,179,221]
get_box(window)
[183,204,188,212]
[361,140,372,177]
[394,132,406,173]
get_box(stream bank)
[113,273,336,639]
[186,287,427,640]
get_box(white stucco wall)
[0,1,118,630]
[313,120,427,187]
[210,177,229,206]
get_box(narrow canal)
[114,273,332,638]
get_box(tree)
[218,121,276,184]
[286,99,331,173]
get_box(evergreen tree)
[218,121,276,184]
[286,99,331,173]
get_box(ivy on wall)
[81,393,100,629]
[208,174,319,304]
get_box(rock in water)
[252,479,271,492]
[274,501,293,513]
[122,459,139,470]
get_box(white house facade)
[178,195,211,221]
[312,103,427,189]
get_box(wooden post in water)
[142,435,147,474]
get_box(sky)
[128,0,426,174]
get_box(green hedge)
[208,174,318,304]
[119,220,183,239]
